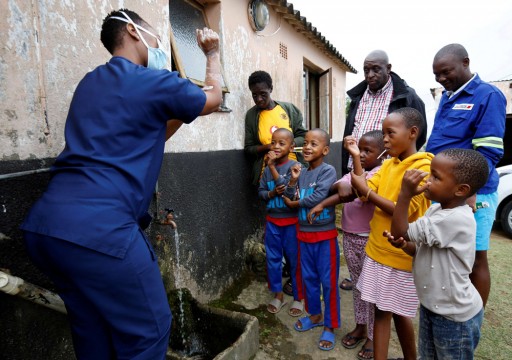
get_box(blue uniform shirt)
[21,57,206,258]
[426,74,506,194]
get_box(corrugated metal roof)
[266,0,357,73]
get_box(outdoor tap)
[160,208,177,228]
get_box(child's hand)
[350,170,367,193]
[401,169,429,198]
[344,135,360,157]
[275,184,285,196]
[466,193,477,213]
[307,204,324,224]
[336,181,355,203]
[283,195,299,208]
[384,230,407,249]
[263,153,269,165]
[266,151,277,166]
[290,163,302,180]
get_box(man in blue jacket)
[426,43,506,308]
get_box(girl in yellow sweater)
[350,107,433,360]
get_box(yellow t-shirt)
[365,152,434,272]
[257,105,297,173]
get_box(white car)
[497,165,512,238]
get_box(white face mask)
[110,11,169,70]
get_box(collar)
[348,72,407,100]
[446,73,477,98]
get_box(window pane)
[169,0,207,83]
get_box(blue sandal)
[293,316,324,332]
[318,330,336,351]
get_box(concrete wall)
[0,1,349,357]
[492,80,512,114]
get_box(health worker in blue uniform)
[21,9,223,360]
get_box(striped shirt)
[348,76,393,169]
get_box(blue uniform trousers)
[264,221,300,299]
[300,238,341,329]
[23,230,171,360]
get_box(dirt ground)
[241,271,410,360]
[233,235,411,360]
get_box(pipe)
[0,270,66,314]
[0,168,50,181]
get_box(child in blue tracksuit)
[258,128,304,317]
[283,128,339,351]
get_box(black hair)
[273,128,294,142]
[434,43,468,62]
[101,9,147,54]
[309,128,330,146]
[360,130,384,150]
[390,107,425,134]
[438,148,489,196]
[248,70,273,89]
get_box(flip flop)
[283,278,293,296]
[357,347,374,360]
[318,330,336,351]
[267,298,287,314]
[294,316,324,332]
[288,300,304,317]
[341,333,366,349]
[339,277,353,290]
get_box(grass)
[475,227,512,359]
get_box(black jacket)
[342,72,427,175]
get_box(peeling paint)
[7,0,32,60]
[4,110,17,121]
[6,129,18,148]
[1,153,20,161]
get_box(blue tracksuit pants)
[264,221,301,300]
[300,237,340,329]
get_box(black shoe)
[339,278,353,291]
[283,278,293,296]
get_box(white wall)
[1,0,351,160]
